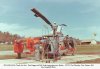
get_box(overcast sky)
[0,0,100,40]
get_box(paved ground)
[0,51,14,55]
[0,51,100,64]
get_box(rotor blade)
[60,24,67,26]
[31,8,53,28]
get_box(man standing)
[69,37,76,55]
[63,35,70,49]
[34,42,41,61]
[26,37,34,52]
[14,39,24,59]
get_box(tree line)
[0,31,22,44]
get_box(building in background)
[81,39,97,45]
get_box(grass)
[0,44,100,54]
[0,44,13,51]
[76,44,100,54]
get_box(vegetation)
[76,45,100,54]
[0,44,100,54]
[0,31,22,44]
[0,44,13,51]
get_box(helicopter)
[31,8,74,60]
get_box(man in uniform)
[34,41,41,61]
[63,35,70,49]
[69,37,75,55]
[14,39,24,59]
[26,37,34,52]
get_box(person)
[34,41,41,61]
[63,35,70,49]
[69,37,75,55]
[13,39,24,59]
[63,35,73,55]
[26,37,34,52]
[40,37,47,61]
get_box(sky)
[0,0,100,40]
